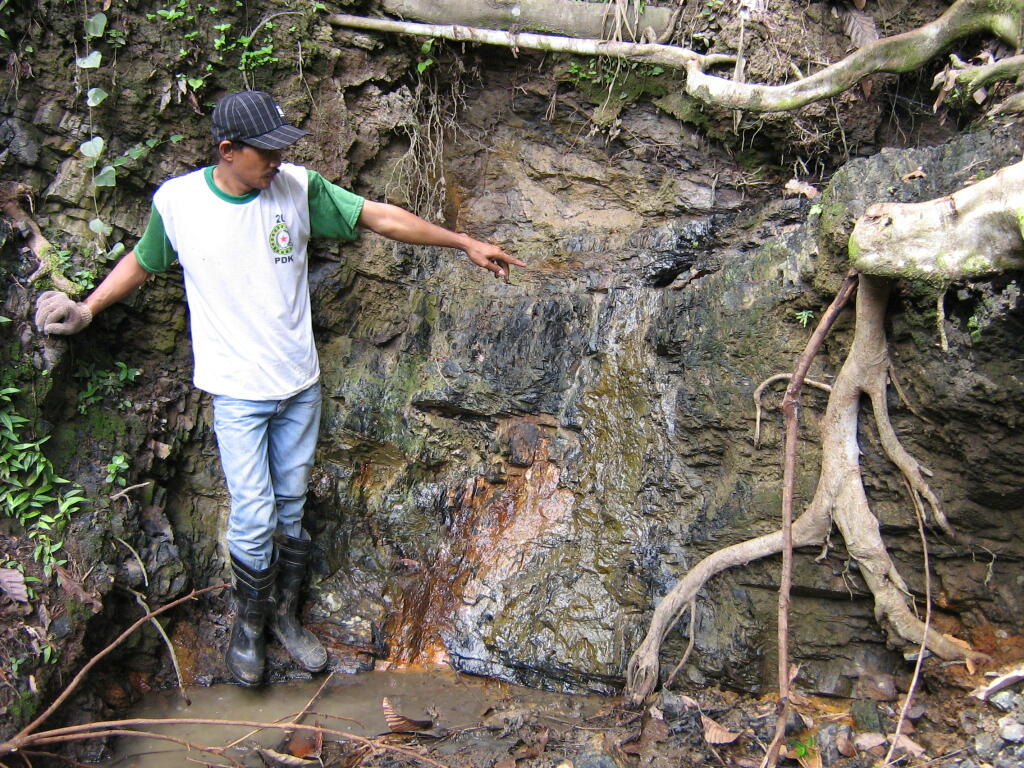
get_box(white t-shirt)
[137,163,363,400]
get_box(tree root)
[0,180,79,295]
[332,0,1024,114]
[850,159,1024,280]
[752,373,832,448]
[683,0,1024,111]
[625,275,987,707]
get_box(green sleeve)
[133,204,177,273]
[307,170,365,241]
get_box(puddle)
[104,668,605,767]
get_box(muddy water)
[104,668,603,767]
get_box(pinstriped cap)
[211,90,307,149]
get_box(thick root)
[625,276,984,705]
[850,160,1024,280]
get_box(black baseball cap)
[211,90,307,149]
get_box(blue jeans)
[212,382,321,571]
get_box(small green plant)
[0,388,85,577]
[10,690,38,725]
[794,309,816,327]
[417,37,435,73]
[787,734,817,760]
[967,314,983,342]
[75,361,141,414]
[105,454,129,487]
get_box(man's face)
[219,142,283,193]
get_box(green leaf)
[416,58,433,73]
[105,242,126,260]
[84,12,107,38]
[93,166,117,187]
[76,50,102,69]
[86,87,109,107]
[169,134,184,143]
[187,77,204,90]
[126,145,147,159]
[420,38,434,55]
[79,136,105,158]
[89,218,113,237]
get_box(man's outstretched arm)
[36,251,150,335]
[358,200,525,279]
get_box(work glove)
[34,291,93,335]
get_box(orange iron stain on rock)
[384,418,574,667]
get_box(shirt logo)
[269,215,293,259]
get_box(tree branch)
[380,0,676,42]
[326,13,734,71]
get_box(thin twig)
[753,374,832,447]
[761,270,859,768]
[109,480,153,502]
[936,289,949,353]
[18,719,450,768]
[8,584,228,745]
[882,479,932,767]
[126,588,190,705]
[114,537,148,587]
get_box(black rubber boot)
[269,533,328,673]
[225,555,276,687]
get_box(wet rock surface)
[0,0,1022,761]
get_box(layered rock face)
[1,5,1022,705]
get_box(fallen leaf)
[974,86,988,104]
[701,714,741,745]
[902,168,927,181]
[853,732,887,751]
[382,697,434,733]
[284,721,323,760]
[256,747,319,766]
[0,568,28,603]
[971,663,1024,700]
[783,179,820,198]
[679,694,701,710]
[621,707,671,756]
[512,728,549,760]
[893,734,927,757]
[836,729,857,757]
[842,8,879,49]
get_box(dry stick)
[125,588,191,705]
[6,583,228,748]
[220,671,339,751]
[20,719,449,768]
[113,538,148,587]
[109,481,153,503]
[760,271,860,768]
[882,481,933,767]
[752,374,833,447]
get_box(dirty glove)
[34,291,93,335]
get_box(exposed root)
[684,0,1024,111]
[625,275,986,707]
[335,0,1024,114]
[752,373,832,448]
[0,180,78,294]
[850,159,1024,280]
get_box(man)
[35,90,524,686]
